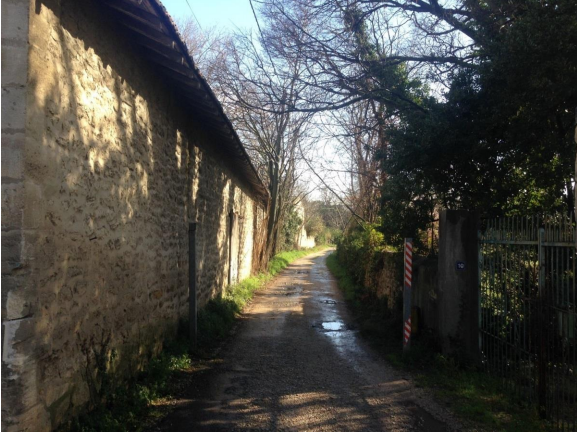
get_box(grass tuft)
[197,245,327,349]
[66,338,190,432]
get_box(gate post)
[403,238,413,351]
[438,210,480,361]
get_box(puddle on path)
[312,277,332,284]
[321,321,344,331]
[313,321,353,331]
[314,320,366,374]
[270,301,301,307]
[318,299,337,305]
[279,286,303,297]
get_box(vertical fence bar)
[403,238,413,352]
[538,227,547,417]
[573,214,576,432]
[479,215,575,428]
[568,215,577,431]
[478,229,483,357]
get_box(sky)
[160,0,345,201]
[161,0,256,31]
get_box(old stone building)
[1,0,268,430]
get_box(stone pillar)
[438,210,480,362]
[1,0,45,430]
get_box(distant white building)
[294,203,316,249]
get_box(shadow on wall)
[12,0,256,428]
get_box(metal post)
[478,230,483,357]
[403,238,413,352]
[537,227,547,417]
[538,228,545,296]
[189,222,197,350]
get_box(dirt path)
[159,249,462,431]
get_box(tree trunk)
[266,154,281,259]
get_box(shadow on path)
[156,250,458,432]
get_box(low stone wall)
[1,0,266,430]
[372,252,439,333]
[374,253,403,309]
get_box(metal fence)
[478,214,576,430]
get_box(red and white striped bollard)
[403,238,413,351]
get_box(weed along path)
[159,248,461,432]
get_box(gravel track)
[159,248,462,432]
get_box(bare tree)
[215,24,317,256]
[323,101,385,222]
[248,0,486,113]
[176,15,317,257]
[175,17,231,91]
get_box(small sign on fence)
[403,238,412,351]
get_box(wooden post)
[403,238,413,352]
[189,222,197,350]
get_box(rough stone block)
[22,180,44,230]
[1,133,24,180]
[1,182,24,230]
[6,287,32,321]
[1,45,28,86]
[18,363,40,413]
[1,87,26,130]
[2,317,35,367]
[1,0,30,42]
[1,230,22,274]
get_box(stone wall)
[373,252,439,333]
[1,0,266,430]
[374,253,403,308]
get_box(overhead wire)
[248,0,279,77]
[185,0,202,29]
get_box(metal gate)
[478,215,576,430]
